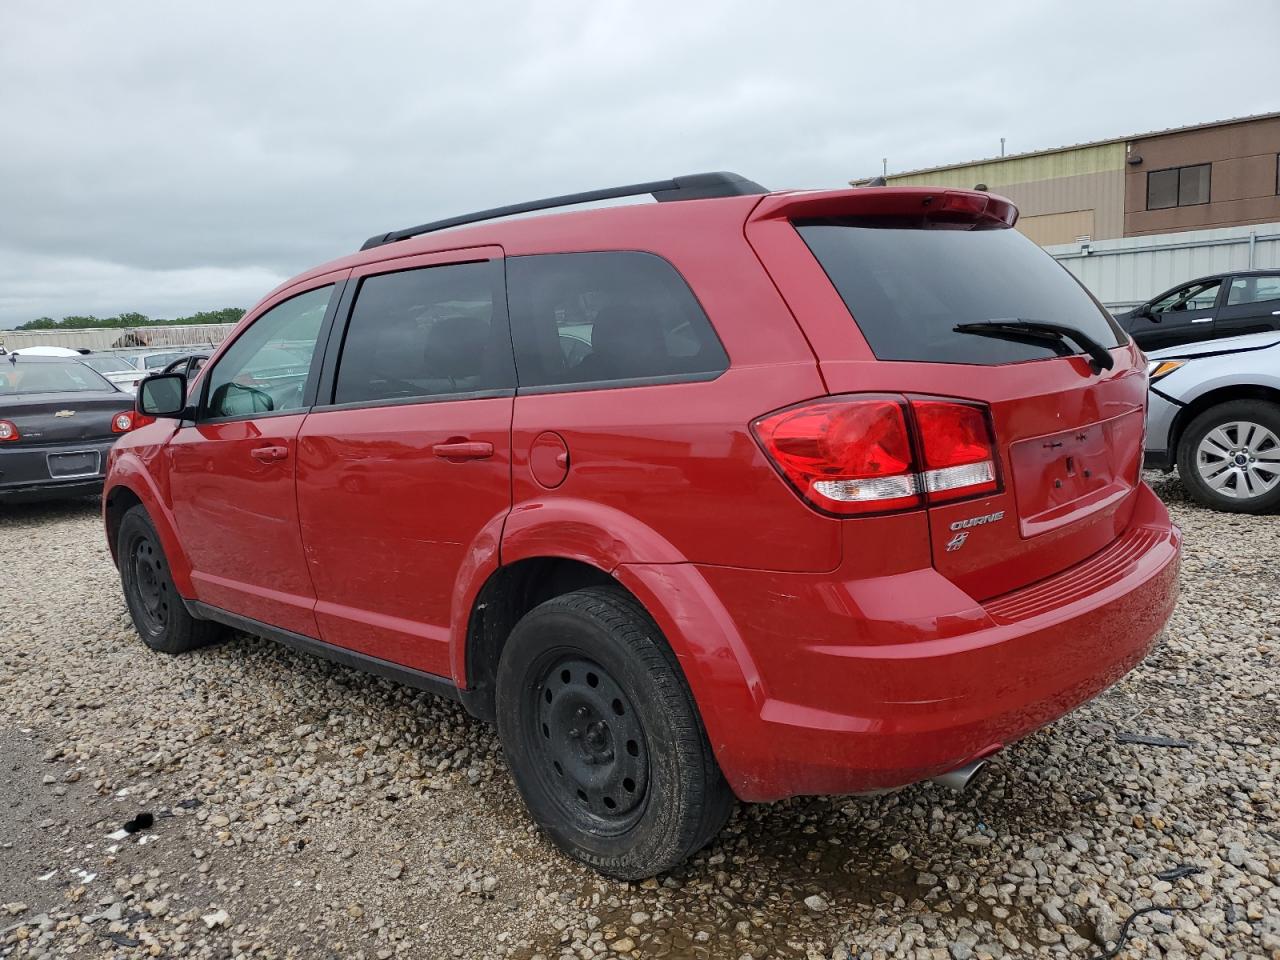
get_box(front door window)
[203,286,332,419]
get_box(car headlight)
[1147,359,1188,383]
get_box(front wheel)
[118,505,225,654]
[1177,400,1280,513]
[495,586,734,879]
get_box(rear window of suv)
[796,221,1124,365]
[506,252,728,390]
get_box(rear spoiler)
[749,187,1019,229]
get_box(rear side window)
[506,252,727,389]
[333,260,513,405]
[1227,275,1280,306]
[797,222,1124,365]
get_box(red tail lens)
[752,397,920,515]
[111,410,149,433]
[0,419,19,442]
[754,395,1001,516]
[910,400,998,503]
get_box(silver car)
[1145,331,1280,512]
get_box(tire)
[117,505,224,654]
[1177,399,1280,514]
[495,586,734,879]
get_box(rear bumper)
[0,439,115,502]
[688,483,1180,801]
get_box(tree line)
[15,307,245,331]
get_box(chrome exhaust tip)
[928,759,988,792]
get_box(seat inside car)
[572,304,661,382]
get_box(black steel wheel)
[532,654,650,833]
[496,586,734,879]
[128,531,170,635]
[117,505,224,654]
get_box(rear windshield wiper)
[954,319,1115,372]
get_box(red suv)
[105,173,1180,878]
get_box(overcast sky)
[2,0,1277,327]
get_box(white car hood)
[1145,331,1280,360]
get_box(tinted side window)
[333,260,511,406]
[1227,275,1280,306]
[506,252,728,389]
[204,285,331,419]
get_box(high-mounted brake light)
[752,395,1001,516]
[0,419,19,442]
[929,191,1019,228]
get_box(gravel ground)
[1,474,1276,960]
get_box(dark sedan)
[0,356,142,502]
[1114,269,1280,351]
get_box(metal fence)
[0,323,237,353]
[1047,222,1280,310]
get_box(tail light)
[0,419,19,442]
[111,410,153,433]
[912,400,999,503]
[752,394,1000,516]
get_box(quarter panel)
[509,365,838,572]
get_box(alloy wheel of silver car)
[1194,420,1280,500]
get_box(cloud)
[1,0,1277,326]
[0,247,284,323]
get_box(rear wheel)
[118,505,224,653]
[495,586,734,879]
[1178,400,1280,513]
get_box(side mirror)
[137,373,187,417]
[1137,304,1160,323]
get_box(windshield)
[796,221,1125,365]
[80,356,137,374]
[0,361,116,395]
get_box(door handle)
[250,445,289,463]
[432,440,494,461]
[1191,316,1213,323]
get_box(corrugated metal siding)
[0,323,236,352]
[1047,222,1280,309]
[887,143,1126,188]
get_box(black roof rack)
[359,171,768,251]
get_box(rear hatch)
[747,189,1146,600]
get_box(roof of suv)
[260,175,1021,311]
[269,176,779,304]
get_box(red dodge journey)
[105,173,1180,878]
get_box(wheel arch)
[1170,382,1280,458]
[458,556,618,721]
[102,465,195,597]
[455,552,763,798]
